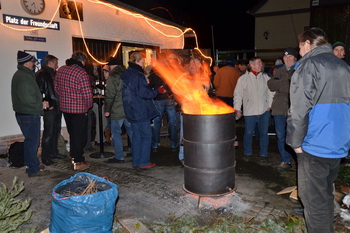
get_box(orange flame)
[154,52,235,115]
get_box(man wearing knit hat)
[11,50,50,177]
[267,47,298,171]
[332,41,346,59]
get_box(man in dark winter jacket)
[36,54,66,166]
[11,51,50,177]
[148,68,178,152]
[267,48,297,171]
[121,52,161,168]
[287,27,350,233]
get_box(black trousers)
[297,151,341,233]
[41,108,62,160]
[63,112,88,163]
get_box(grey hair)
[72,51,87,62]
[129,51,145,63]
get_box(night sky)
[116,0,258,51]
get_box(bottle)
[101,81,105,96]
[42,93,48,110]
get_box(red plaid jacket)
[54,64,93,113]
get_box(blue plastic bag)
[49,172,118,233]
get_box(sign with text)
[3,14,60,30]
[24,36,46,42]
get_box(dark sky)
[116,0,258,51]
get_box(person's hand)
[105,112,110,117]
[236,110,242,119]
[157,86,166,94]
[294,147,303,153]
[42,101,49,110]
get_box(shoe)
[243,155,252,161]
[28,169,50,177]
[152,148,158,152]
[73,161,90,171]
[51,153,67,159]
[85,147,94,152]
[277,162,292,171]
[41,159,54,166]
[105,158,125,163]
[292,206,304,216]
[171,146,179,151]
[139,163,156,169]
[260,156,269,162]
[104,141,112,146]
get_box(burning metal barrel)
[183,112,236,196]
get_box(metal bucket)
[183,112,236,196]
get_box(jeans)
[63,112,88,163]
[273,115,292,163]
[131,121,152,167]
[41,108,62,159]
[152,99,178,149]
[298,151,340,233]
[15,113,41,175]
[243,111,270,156]
[111,118,132,160]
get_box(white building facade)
[0,0,187,145]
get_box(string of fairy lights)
[0,0,212,65]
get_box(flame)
[154,52,235,115]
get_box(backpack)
[8,141,24,168]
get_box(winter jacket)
[267,65,294,115]
[104,66,126,120]
[148,69,173,101]
[286,44,350,158]
[54,61,93,114]
[234,71,274,116]
[121,62,159,123]
[36,65,59,109]
[11,65,43,115]
[214,65,241,98]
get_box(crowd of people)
[10,27,350,232]
[214,28,350,233]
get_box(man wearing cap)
[267,47,298,170]
[104,57,133,163]
[332,41,346,59]
[214,58,241,107]
[11,51,50,177]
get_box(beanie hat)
[332,41,345,49]
[283,47,298,58]
[107,57,122,65]
[17,51,34,64]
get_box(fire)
[153,52,235,115]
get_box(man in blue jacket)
[121,52,161,168]
[287,27,350,233]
